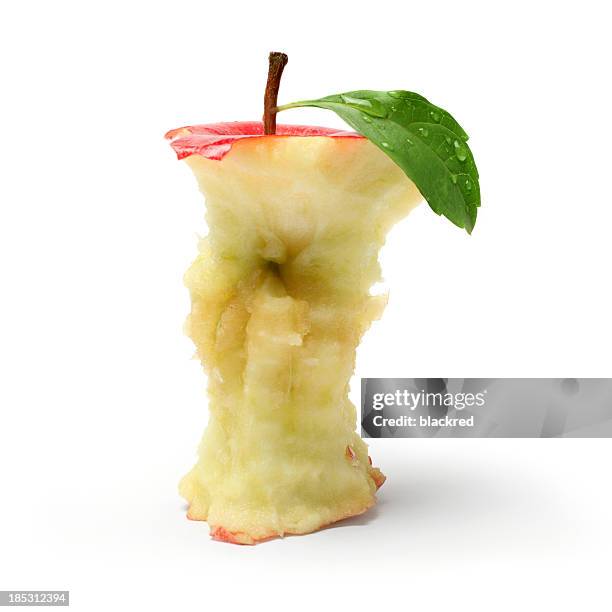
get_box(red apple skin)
[370,467,386,489]
[345,445,357,461]
[165,121,362,160]
[208,503,377,545]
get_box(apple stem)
[263,52,288,135]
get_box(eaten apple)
[166,121,421,544]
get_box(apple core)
[167,122,422,543]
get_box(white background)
[1,0,611,610]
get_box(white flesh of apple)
[179,136,422,544]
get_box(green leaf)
[277,90,480,233]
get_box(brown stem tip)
[263,51,288,135]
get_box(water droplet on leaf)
[429,110,441,122]
[464,178,473,191]
[388,90,404,99]
[454,140,468,162]
[450,174,458,184]
[361,114,372,123]
[381,142,393,150]
[418,127,429,138]
[341,95,387,118]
